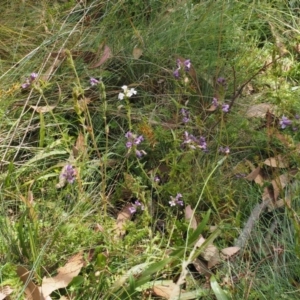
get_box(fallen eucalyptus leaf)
[41,252,84,299]
[0,286,13,300]
[263,155,288,168]
[132,47,143,59]
[16,266,42,300]
[185,205,197,230]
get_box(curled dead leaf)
[221,246,240,258]
[192,258,211,276]
[0,286,13,300]
[30,105,55,113]
[41,252,84,299]
[132,47,143,59]
[89,44,112,68]
[206,104,218,112]
[114,204,133,238]
[245,166,264,186]
[263,155,288,168]
[73,132,86,159]
[152,280,180,299]
[246,103,276,118]
[202,244,220,269]
[184,205,197,230]
[16,266,42,300]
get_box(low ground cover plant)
[1,0,300,299]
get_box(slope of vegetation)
[1,0,300,299]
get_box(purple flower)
[180,108,190,123]
[198,136,207,151]
[173,59,191,78]
[295,114,300,120]
[21,72,38,89]
[182,132,207,151]
[135,149,147,158]
[125,131,146,157]
[154,176,160,183]
[169,193,184,207]
[30,73,38,80]
[184,59,191,72]
[129,206,137,214]
[126,141,133,148]
[212,97,219,107]
[129,200,144,214]
[134,135,144,145]
[90,77,100,86]
[217,77,226,86]
[173,68,180,79]
[222,104,230,113]
[21,81,30,89]
[125,131,134,139]
[61,164,76,184]
[219,146,230,154]
[280,116,292,129]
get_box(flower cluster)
[125,131,146,158]
[173,59,191,79]
[219,146,230,154]
[182,131,207,151]
[222,104,230,113]
[169,193,184,207]
[61,164,76,184]
[129,200,145,214]
[280,115,292,129]
[210,97,230,113]
[118,85,137,100]
[90,77,100,86]
[180,108,190,123]
[153,175,160,183]
[21,73,38,89]
[217,77,226,86]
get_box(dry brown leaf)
[206,104,218,112]
[152,280,180,299]
[271,173,289,201]
[94,223,104,233]
[195,235,206,248]
[41,51,66,82]
[245,166,264,186]
[77,97,91,113]
[0,286,13,300]
[209,225,218,232]
[132,47,143,59]
[184,205,197,230]
[275,132,293,148]
[192,258,210,276]
[114,204,133,238]
[41,252,84,299]
[16,266,42,300]
[263,155,289,168]
[202,244,220,268]
[246,103,276,118]
[262,186,274,202]
[73,132,86,158]
[268,197,291,211]
[19,192,37,222]
[30,106,55,113]
[221,246,240,257]
[89,45,112,68]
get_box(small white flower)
[169,197,176,206]
[118,85,137,100]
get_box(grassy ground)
[1,0,300,299]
